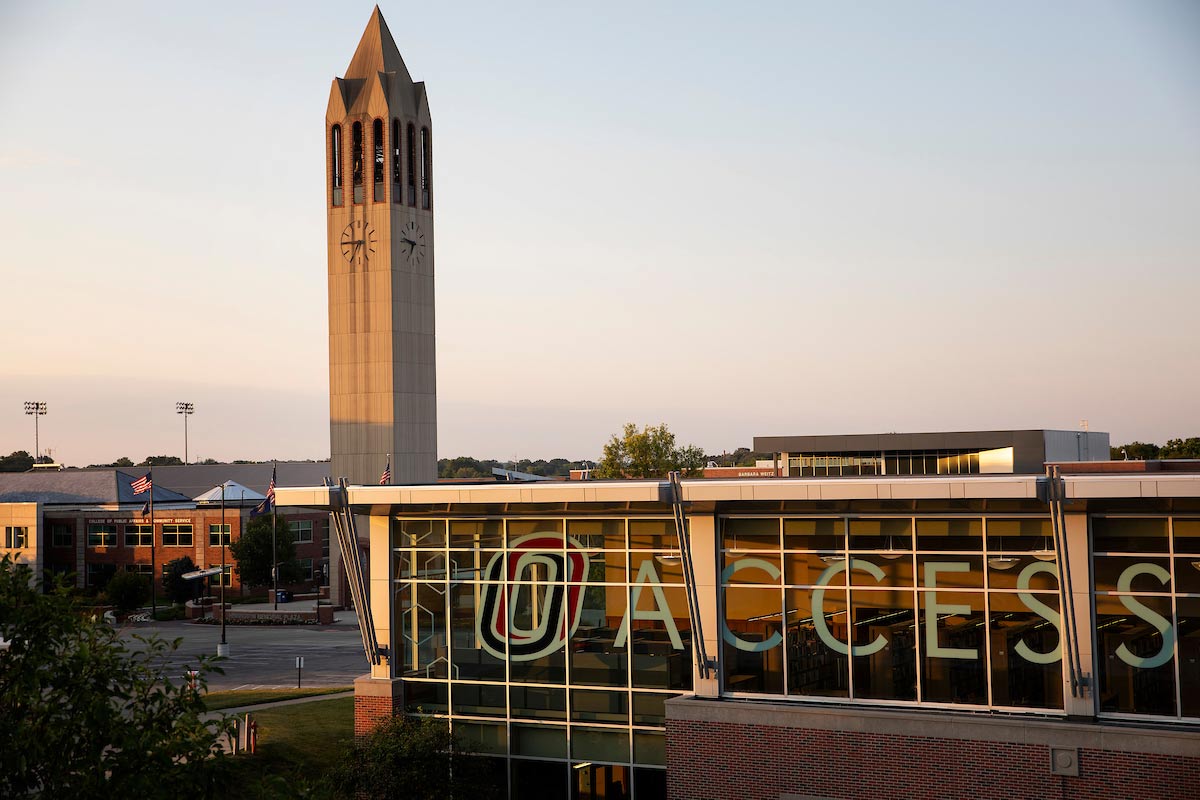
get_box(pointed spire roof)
[345,6,412,84]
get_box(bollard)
[249,719,258,754]
[230,718,240,754]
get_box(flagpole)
[272,462,278,611]
[149,467,157,620]
[219,482,228,656]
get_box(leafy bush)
[162,556,198,604]
[105,571,150,613]
[326,715,502,800]
[0,557,231,796]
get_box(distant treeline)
[1111,438,1200,460]
[438,456,592,479]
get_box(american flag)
[253,464,277,516]
[380,456,391,485]
[131,474,152,495]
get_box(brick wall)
[666,719,1200,800]
[354,692,401,738]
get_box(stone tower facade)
[326,8,436,487]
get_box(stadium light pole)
[24,401,47,462]
[175,402,194,464]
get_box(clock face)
[340,220,377,265]
[398,220,426,266]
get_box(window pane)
[917,556,983,589]
[1178,597,1200,718]
[847,554,914,587]
[571,689,628,724]
[631,692,675,726]
[784,553,846,587]
[1175,519,1200,554]
[396,519,446,548]
[785,587,849,698]
[988,592,1062,709]
[452,683,506,717]
[571,727,629,763]
[722,554,780,585]
[1094,557,1172,594]
[568,519,624,550]
[783,518,842,551]
[1096,594,1176,716]
[986,519,1053,552]
[512,759,567,799]
[450,520,503,549]
[628,520,674,550]
[850,589,917,701]
[573,763,630,800]
[511,725,567,759]
[848,519,912,551]
[450,582,506,681]
[630,586,691,690]
[987,555,1058,590]
[722,587,783,693]
[453,720,507,755]
[722,518,779,550]
[916,518,982,551]
[572,582,627,687]
[508,579,566,684]
[403,680,448,714]
[919,590,987,704]
[1092,517,1169,552]
[510,686,566,720]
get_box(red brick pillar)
[353,675,403,738]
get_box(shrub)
[105,571,150,613]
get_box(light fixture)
[1191,560,1200,573]
[655,553,682,565]
[987,556,1020,570]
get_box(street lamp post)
[23,401,47,462]
[218,482,229,657]
[175,402,194,464]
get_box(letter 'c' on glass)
[812,559,887,657]
[721,558,784,653]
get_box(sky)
[0,1,1197,466]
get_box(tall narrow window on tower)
[373,119,385,202]
[420,127,431,209]
[391,118,402,203]
[351,121,364,203]
[406,122,416,206]
[331,125,343,206]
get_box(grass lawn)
[205,686,352,711]
[219,696,354,796]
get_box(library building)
[278,454,1200,800]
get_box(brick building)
[0,465,332,597]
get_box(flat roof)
[275,468,1200,511]
[753,429,1103,454]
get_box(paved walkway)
[204,689,354,719]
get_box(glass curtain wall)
[721,516,1064,711]
[393,517,687,800]
[1093,516,1200,720]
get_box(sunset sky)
[1,1,1197,465]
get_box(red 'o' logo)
[477,533,590,661]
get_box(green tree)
[112,456,135,467]
[141,455,184,466]
[0,450,34,472]
[105,571,150,613]
[1111,441,1160,460]
[229,515,301,588]
[1161,437,1200,459]
[327,715,502,800]
[0,556,231,796]
[162,556,198,604]
[593,422,706,479]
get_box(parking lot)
[121,611,371,690]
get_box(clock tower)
[326,7,436,486]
